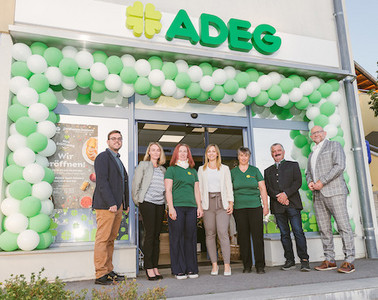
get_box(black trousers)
[139,201,165,269]
[233,206,265,269]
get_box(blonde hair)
[203,144,221,170]
[143,142,166,165]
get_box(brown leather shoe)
[314,260,337,271]
[337,262,355,274]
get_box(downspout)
[333,0,378,258]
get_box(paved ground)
[65,259,378,299]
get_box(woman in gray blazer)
[132,142,166,281]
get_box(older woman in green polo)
[231,146,269,274]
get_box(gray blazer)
[131,161,166,206]
[306,139,348,197]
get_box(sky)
[344,0,378,78]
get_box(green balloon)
[47,111,58,123]
[288,75,302,87]
[294,135,308,148]
[30,42,48,55]
[246,68,259,82]
[29,74,49,93]
[92,51,108,63]
[254,91,269,106]
[267,85,282,100]
[294,96,310,110]
[11,61,32,78]
[224,79,239,95]
[197,90,209,102]
[3,164,24,183]
[15,116,37,136]
[148,56,163,70]
[90,80,106,93]
[175,73,191,89]
[318,83,333,98]
[210,85,225,101]
[0,231,19,251]
[320,101,336,116]
[106,56,123,74]
[270,104,283,116]
[277,110,293,120]
[27,132,48,152]
[8,103,28,122]
[147,85,161,99]
[76,93,91,105]
[36,231,53,250]
[243,96,254,106]
[12,95,20,105]
[50,84,63,92]
[9,179,32,200]
[283,101,294,109]
[29,213,52,233]
[301,144,311,157]
[43,47,63,67]
[43,167,55,184]
[75,69,93,88]
[301,179,309,190]
[20,196,41,217]
[134,77,151,95]
[199,62,213,76]
[59,58,79,77]
[39,92,58,110]
[290,130,300,139]
[313,114,329,127]
[343,172,350,183]
[327,79,340,92]
[330,136,345,147]
[162,62,178,80]
[279,78,295,93]
[350,218,355,233]
[235,72,250,88]
[306,190,313,200]
[7,152,15,166]
[308,90,322,104]
[337,127,344,137]
[120,67,138,84]
[186,82,201,99]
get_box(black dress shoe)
[95,274,114,285]
[108,271,125,281]
[243,267,252,273]
[145,270,157,281]
[256,268,265,274]
[155,274,163,280]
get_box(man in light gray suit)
[306,126,355,273]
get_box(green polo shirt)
[231,165,264,209]
[165,165,198,207]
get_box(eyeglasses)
[310,130,324,136]
[109,137,122,141]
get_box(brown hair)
[107,130,122,140]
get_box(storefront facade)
[0,0,377,281]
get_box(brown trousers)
[94,205,123,278]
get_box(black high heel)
[145,270,157,281]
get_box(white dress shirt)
[310,139,326,181]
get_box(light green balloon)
[246,68,259,82]
[29,213,52,233]
[92,51,108,63]
[36,231,53,250]
[9,179,32,200]
[120,67,138,84]
[12,95,20,105]
[294,135,308,148]
[243,96,254,106]
[320,101,336,116]
[343,172,350,183]
[290,130,301,139]
[75,69,93,88]
[15,116,37,136]
[175,73,191,89]
[330,136,345,147]
[254,91,269,106]
[197,91,209,102]
[30,42,48,55]
[27,132,48,152]
[90,80,106,93]
[301,144,311,157]
[3,165,24,183]
[295,96,310,110]
[162,62,178,80]
[337,127,344,137]
[134,77,151,95]
[8,103,28,122]
[20,196,41,217]
[313,114,329,127]
[306,190,313,200]
[76,93,91,105]
[47,111,58,123]
[43,167,55,184]
[279,78,295,93]
[210,85,225,101]
[29,74,49,93]
[148,56,163,70]
[11,61,32,79]
[0,231,19,251]
[39,92,58,111]
[186,82,201,99]
[43,47,63,67]
[267,85,282,100]
[288,75,302,87]
[59,58,79,77]
[308,90,322,104]
[7,153,15,166]
[224,79,239,95]
[147,85,161,99]
[318,83,333,98]
[327,79,340,92]
[235,72,250,88]
[199,62,213,76]
[106,56,123,74]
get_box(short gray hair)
[270,143,284,152]
[237,146,251,156]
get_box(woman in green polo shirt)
[165,143,203,280]
[231,146,269,274]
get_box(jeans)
[275,207,309,262]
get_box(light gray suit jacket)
[306,139,348,197]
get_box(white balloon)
[275,94,290,107]
[9,123,18,135]
[251,102,266,114]
[329,113,342,127]
[61,89,78,102]
[35,154,49,168]
[32,181,53,200]
[5,185,11,198]
[45,67,63,85]
[121,54,136,67]
[220,93,233,104]
[307,76,322,90]
[264,99,275,107]
[10,76,29,94]
[199,76,215,92]
[5,213,29,233]
[173,88,185,99]
[17,229,40,251]
[257,75,272,90]
[22,163,45,184]
[62,46,78,58]
[7,134,27,151]
[308,120,315,131]
[328,91,342,106]
[27,55,47,74]
[134,59,151,77]
[246,82,261,98]
[17,87,39,107]
[290,106,301,115]
[212,69,227,85]
[0,198,21,216]
[324,124,338,139]
[75,50,94,69]
[314,98,327,108]
[288,88,303,102]
[105,74,122,92]
[306,106,320,120]
[224,66,236,79]
[233,88,247,103]
[90,62,109,81]
[188,66,203,82]
[37,121,57,139]
[268,72,281,85]
[119,83,135,98]
[12,43,32,61]
[297,156,308,169]
[28,103,49,122]
[148,69,165,86]
[40,199,54,215]
[258,108,271,119]
[61,76,77,90]
[300,81,314,96]
[38,139,57,157]
[161,80,177,96]
[175,60,189,73]
[13,147,36,167]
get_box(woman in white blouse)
[198,144,234,276]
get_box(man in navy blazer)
[264,143,310,272]
[93,130,129,285]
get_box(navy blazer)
[264,160,303,214]
[93,149,129,210]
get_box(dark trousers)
[168,206,198,275]
[233,206,265,269]
[139,201,165,269]
[275,207,309,262]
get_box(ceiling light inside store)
[191,127,217,133]
[159,135,184,143]
[143,124,169,130]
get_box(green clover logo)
[126,1,162,39]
